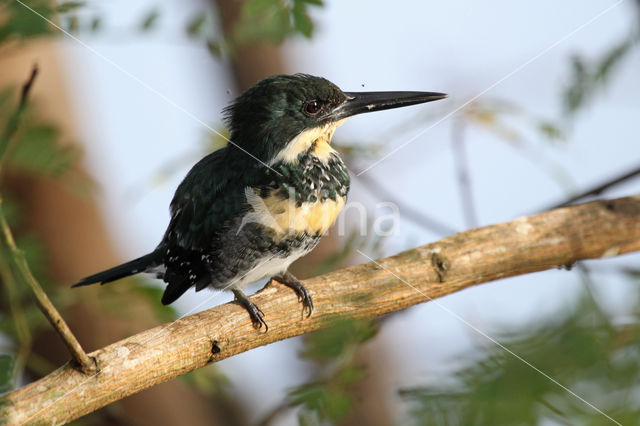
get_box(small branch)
[19,65,39,110]
[2,194,640,424]
[0,64,39,162]
[451,118,478,228]
[354,173,458,237]
[545,164,640,210]
[0,199,97,374]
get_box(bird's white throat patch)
[269,119,347,165]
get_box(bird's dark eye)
[304,100,322,115]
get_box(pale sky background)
[61,0,640,423]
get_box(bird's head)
[223,74,447,165]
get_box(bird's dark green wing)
[164,147,250,250]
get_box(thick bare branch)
[2,195,640,424]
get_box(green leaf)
[563,32,637,116]
[205,39,222,58]
[537,120,565,142]
[0,354,15,393]
[56,1,86,13]
[186,12,207,38]
[181,366,230,397]
[0,0,54,42]
[7,124,78,177]
[303,318,377,362]
[130,284,177,322]
[140,9,160,32]
[65,15,79,33]
[292,2,314,38]
[90,16,101,32]
[234,0,293,44]
[292,0,320,38]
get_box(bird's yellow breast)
[245,188,345,236]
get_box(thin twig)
[544,164,640,210]
[1,222,93,375]
[451,118,478,228]
[354,173,458,237]
[0,64,39,162]
[0,65,96,374]
[0,200,96,374]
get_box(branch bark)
[2,195,640,424]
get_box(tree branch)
[354,172,458,237]
[0,199,97,375]
[545,164,640,210]
[2,194,640,424]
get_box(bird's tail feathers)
[72,252,160,287]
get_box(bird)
[72,74,447,331]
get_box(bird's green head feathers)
[223,74,348,163]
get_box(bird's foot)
[232,289,268,331]
[275,271,314,318]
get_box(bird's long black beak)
[328,91,447,121]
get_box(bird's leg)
[232,288,268,331]
[274,271,314,318]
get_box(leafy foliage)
[129,283,178,323]
[563,29,640,116]
[182,365,230,397]
[0,0,54,42]
[6,122,79,178]
[400,289,640,425]
[0,354,13,394]
[287,318,378,423]
[55,1,85,14]
[140,8,161,32]
[233,0,323,44]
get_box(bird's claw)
[233,289,268,332]
[276,272,314,318]
[246,302,268,331]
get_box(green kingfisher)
[73,74,446,330]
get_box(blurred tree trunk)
[1,40,245,426]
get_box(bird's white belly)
[229,247,310,290]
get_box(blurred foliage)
[0,354,13,394]
[0,0,182,401]
[233,0,323,44]
[182,365,230,398]
[400,287,640,425]
[461,99,566,145]
[0,0,54,42]
[53,0,325,60]
[563,28,640,117]
[139,8,160,32]
[286,318,378,424]
[128,283,178,323]
[0,70,83,395]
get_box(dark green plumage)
[72,74,447,330]
[222,74,348,163]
